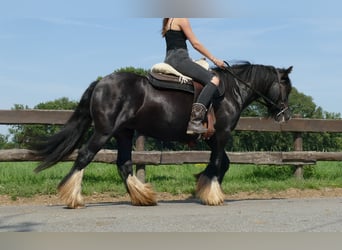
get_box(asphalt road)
[1,197,342,232]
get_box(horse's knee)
[211,75,220,86]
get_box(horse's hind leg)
[116,130,157,206]
[58,131,112,208]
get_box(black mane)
[214,61,279,96]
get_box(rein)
[222,61,287,117]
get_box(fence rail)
[1,149,342,165]
[1,109,341,132]
[1,109,341,179]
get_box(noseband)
[223,61,289,115]
[274,70,290,119]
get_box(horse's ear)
[286,66,293,74]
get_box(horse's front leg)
[116,131,157,206]
[195,136,230,205]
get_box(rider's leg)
[164,49,220,134]
[186,75,220,134]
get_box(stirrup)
[186,123,208,135]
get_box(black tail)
[33,80,99,173]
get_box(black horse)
[33,62,292,208]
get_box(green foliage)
[0,134,6,148]
[114,66,148,76]
[35,97,78,110]
[0,134,12,149]
[230,131,294,151]
[288,88,318,118]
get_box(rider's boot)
[186,103,208,134]
[186,82,218,134]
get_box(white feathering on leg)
[196,175,224,206]
[126,175,157,206]
[58,169,85,209]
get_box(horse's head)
[265,66,293,122]
[219,62,293,123]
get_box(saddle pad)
[151,63,192,84]
[151,58,210,84]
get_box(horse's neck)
[235,67,272,109]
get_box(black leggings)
[164,48,215,85]
[165,48,218,107]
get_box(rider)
[162,18,225,134]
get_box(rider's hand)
[213,58,226,69]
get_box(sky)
[1,0,342,134]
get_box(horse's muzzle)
[275,106,291,123]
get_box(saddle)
[147,59,219,139]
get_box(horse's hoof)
[127,175,157,206]
[196,175,225,206]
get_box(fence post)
[293,114,304,179]
[135,134,146,183]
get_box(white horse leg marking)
[126,175,157,206]
[196,175,224,205]
[58,169,85,208]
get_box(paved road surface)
[1,197,342,232]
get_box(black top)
[165,29,187,51]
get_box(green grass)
[0,161,342,199]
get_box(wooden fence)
[1,110,342,179]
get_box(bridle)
[273,71,290,120]
[222,61,289,119]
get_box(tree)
[0,134,12,149]
[114,66,148,76]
